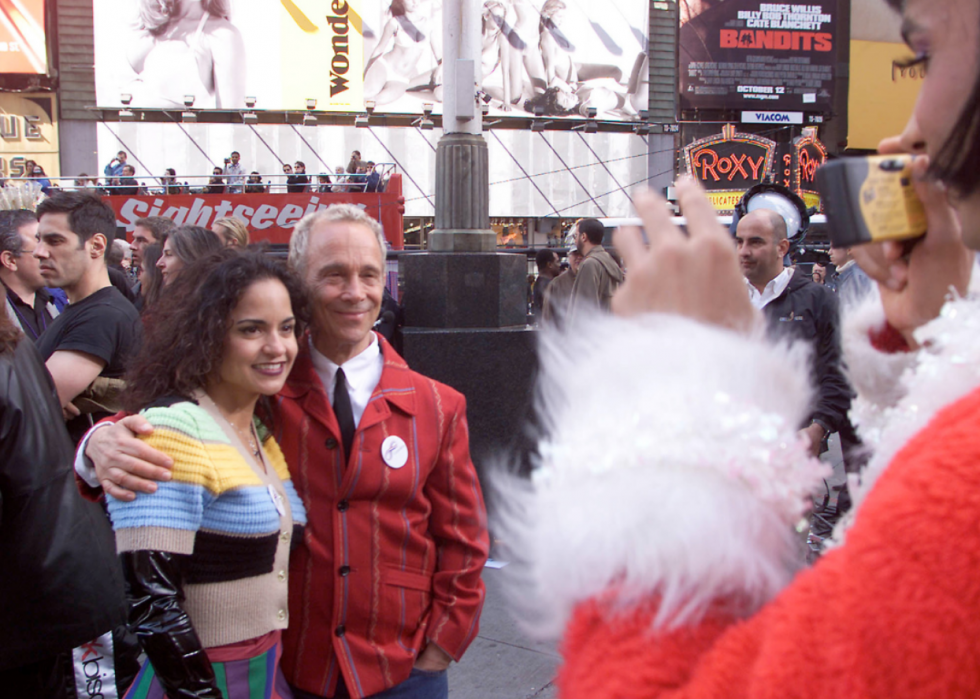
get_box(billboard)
[93,0,648,121]
[0,0,47,74]
[680,0,839,113]
[848,40,923,150]
[0,93,58,179]
[94,0,363,112]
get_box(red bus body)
[105,174,406,249]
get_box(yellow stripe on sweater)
[142,429,266,493]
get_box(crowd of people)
[1,194,487,699]
[5,0,980,696]
[1,150,392,198]
[93,149,390,197]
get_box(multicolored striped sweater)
[107,399,307,648]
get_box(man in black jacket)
[0,311,139,697]
[736,209,850,457]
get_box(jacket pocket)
[385,567,433,592]
[381,566,433,650]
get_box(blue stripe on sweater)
[283,481,307,525]
[108,481,209,532]
[201,486,285,534]
[109,483,297,535]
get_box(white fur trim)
[841,292,916,413]
[494,312,829,638]
[831,287,980,546]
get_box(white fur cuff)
[497,312,829,638]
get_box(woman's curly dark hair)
[122,248,309,412]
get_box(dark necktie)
[334,368,355,460]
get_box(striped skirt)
[124,630,293,699]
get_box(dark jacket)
[0,337,130,670]
[287,174,310,193]
[762,267,851,433]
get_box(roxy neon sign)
[690,149,768,183]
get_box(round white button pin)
[381,436,408,469]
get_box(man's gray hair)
[288,204,387,278]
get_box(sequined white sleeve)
[495,312,829,638]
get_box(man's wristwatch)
[810,419,831,439]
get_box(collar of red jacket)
[280,330,418,416]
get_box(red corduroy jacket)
[272,335,489,699]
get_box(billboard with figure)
[93,0,648,121]
[679,0,840,113]
[94,0,364,112]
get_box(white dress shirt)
[745,267,793,310]
[310,333,384,428]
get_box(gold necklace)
[229,419,260,458]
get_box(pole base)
[428,229,497,252]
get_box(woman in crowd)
[205,166,225,194]
[108,249,308,698]
[213,216,250,247]
[245,171,266,193]
[30,163,53,194]
[139,243,164,311]
[126,0,245,109]
[162,167,182,194]
[156,224,223,286]
[504,0,980,695]
[315,173,333,193]
[0,311,140,696]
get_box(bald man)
[735,209,850,457]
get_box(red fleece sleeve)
[558,388,980,699]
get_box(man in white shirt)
[735,209,850,457]
[223,151,246,193]
[78,205,488,699]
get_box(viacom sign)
[742,111,804,124]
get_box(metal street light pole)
[428,0,495,251]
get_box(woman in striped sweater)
[107,249,309,699]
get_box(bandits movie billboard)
[93,0,649,121]
[679,1,840,113]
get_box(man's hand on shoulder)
[414,642,452,672]
[87,415,173,501]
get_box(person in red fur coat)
[499,0,980,696]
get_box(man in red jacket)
[79,204,489,699]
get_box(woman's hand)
[849,141,974,348]
[612,176,759,334]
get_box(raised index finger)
[675,175,727,241]
[632,187,683,248]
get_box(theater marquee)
[683,123,777,211]
[683,123,826,212]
